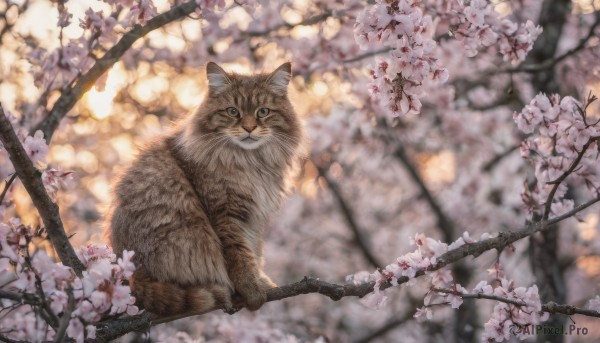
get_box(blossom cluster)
[354,0,542,116]
[480,282,548,342]
[354,231,488,309]
[1,128,72,208]
[450,0,542,63]
[0,222,138,342]
[354,0,448,116]
[27,41,94,92]
[514,93,600,216]
[412,264,549,342]
[28,0,164,92]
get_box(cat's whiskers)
[270,132,300,155]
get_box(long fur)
[106,63,304,315]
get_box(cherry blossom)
[0,223,138,342]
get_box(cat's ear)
[267,62,292,95]
[206,62,231,93]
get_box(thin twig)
[482,145,519,172]
[542,138,597,222]
[0,173,18,204]
[242,10,333,39]
[433,288,600,317]
[343,47,392,64]
[53,289,74,343]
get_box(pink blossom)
[515,93,600,216]
[360,289,387,309]
[354,0,448,116]
[414,306,433,321]
[22,130,48,165]
[117,250,136,278]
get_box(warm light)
[573,0,600,14]
[312,81,329,96]
[173,76,204,110]
[76,150,99,173]
[221,6,253,30]
[420,150,456,184]
[322,17,341,40]
[578,213,598,241]
[577,256,600,277]
[226,63,253,74]
[110,134,135,163]
[49,144,76,169]
[86,63,127,120]
[132,75,169,104]
[281,7,303,25]
[291,25,318,39]
[87,175,111,204]
[492,1,511,17]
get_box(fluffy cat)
[107,62,304,315]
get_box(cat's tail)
[130,269,232,316]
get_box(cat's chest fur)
[187,149,287,255]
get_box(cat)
[107,62,304,315]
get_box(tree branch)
[492,10,600,75]
[0,289,40,306]
[242,10,333,38]
[0,333,36,343]
[393,146,455,242]
[52,289,74,343]
[542,137,597,221]
[316,165,383,268]
[0,173,17,204]
[481,145,519,172]
[34,0,199,143]
[0,104,85,275]
[432,288,600,318]
[343,47,392,64]
[86,195,600,343]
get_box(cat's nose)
[242,124,257,133]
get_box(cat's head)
[192,62,302,152]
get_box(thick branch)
[0,105,84,275]
[0,289,40,306]
[87,195,600,342]
[34,0,199,142]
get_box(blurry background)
[1,0,600,342]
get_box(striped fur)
[107,62,305,315]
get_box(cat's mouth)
[233,135,265,150]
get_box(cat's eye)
[257,108,270,118]
[226,107,239,117]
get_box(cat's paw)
[237,275,276,311]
